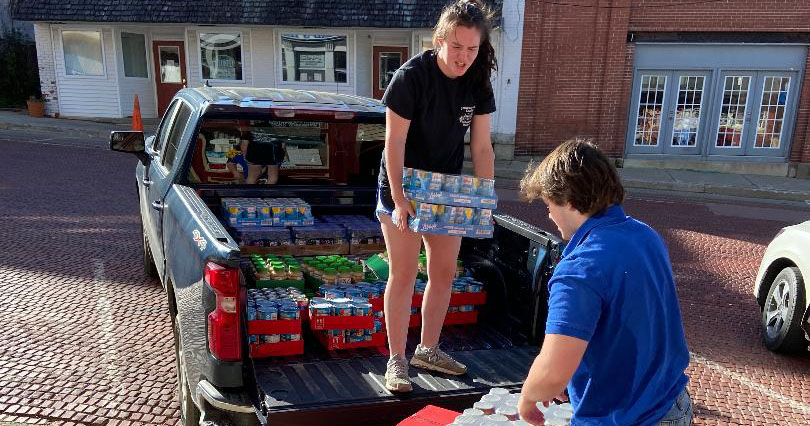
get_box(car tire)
[142,218,158,278]
[761,266,807,353]
[174,316,202,426]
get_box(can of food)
[279,305,299,320]
[459,207,475,225]
[466,283,483,293]
[477,209,493,225]
[248,335,258,344]
[324,288,344,299]
[333,302,352,316]
[247,305,257,321]
[460,175,475,194]
[459,304,475,312]
[310,303,333,317]
[402,167,413,189]
[412,169,429,190]
[448,306,459,313]
[478,178,495,196]
[451,283,466,294]
[427,172,444,191]
[442,174,461,193]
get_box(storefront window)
[716,76,750,148]
[755,77,790,149]
[62,30,104,76]
[200,32,243,80]
[672,76,705,147]
[121,32,148,78]
[280,34,348,83]
[634,75,666,146]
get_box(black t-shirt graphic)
[378,50,496,190]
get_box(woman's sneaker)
[410,344,467,375]
[385,356,413,392]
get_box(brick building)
[516,0,810,177]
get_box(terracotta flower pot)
[26,100,45,118]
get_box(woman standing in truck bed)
[375,0,497,393]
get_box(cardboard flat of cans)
[403,168,498,209]
[222,197,314,227]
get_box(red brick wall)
[629,0,810,32]
[516,0,810,163]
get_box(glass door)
[664,72,711,155]
[627,72,669,154]
[708,72,756,156]
[747,72,796,157]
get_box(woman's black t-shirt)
[378,50,496,190]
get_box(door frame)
[372,45,409,99]
[744,71,799,158]
[152,40,188,116]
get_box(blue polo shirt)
[545,205,689,425]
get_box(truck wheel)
[761,267,807,353]
[174,316,201,426]
[142,220,158,278]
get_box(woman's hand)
[391,196,415,232]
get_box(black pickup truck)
[110,87,561,426]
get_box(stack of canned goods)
[291,222,347,246]
[403,168,496,198]
[301,255,368,285]
[321,215,384,246]
[245,254,304,283]
[409,201,493,226]
[231,226,292,248]
[222,197,313,227]
[247,288,307,345]
[317,281,386,300]
[309,297,374,318]
[310,295,384,346]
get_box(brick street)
[0,132,809,425]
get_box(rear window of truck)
[186,118,385,185]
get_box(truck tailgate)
[251,327,537,426]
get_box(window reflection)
[634,75,666,146]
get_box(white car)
[755,221,810,353]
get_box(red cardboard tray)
[316,331,387,350]
[397,405,461,426]
[411,291,486,307]
[443,311,478,325]
[309,314,375,331]
[247,318,301,335]
[248,340,304,358]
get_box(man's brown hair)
[520,138,625,215]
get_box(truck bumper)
[197,380,254,414]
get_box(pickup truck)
[110,87,561,426]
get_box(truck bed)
[252,325,537,426]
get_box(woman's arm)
[470,113,495,179]
[385,108,415,230]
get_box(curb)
[495,177,810,203]
[0,121,112,139]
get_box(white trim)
[275,28,353,87]
[49,25,63,115]
[120,30,151,80]
[109,27,122,117]
[249,29,255,86]
[60,28,107,78]
[196,28,247,84]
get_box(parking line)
[690,351,810,416]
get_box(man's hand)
[518,394,545,426]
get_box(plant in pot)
[26,95,45,118]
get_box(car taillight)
[205,262,242,361]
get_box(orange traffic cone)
[132,94,144,132]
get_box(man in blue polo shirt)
[516,139,692,425]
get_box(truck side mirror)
[110,130,148,165]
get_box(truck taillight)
[205,262,242,362]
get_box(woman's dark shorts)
[375,185,395,220]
